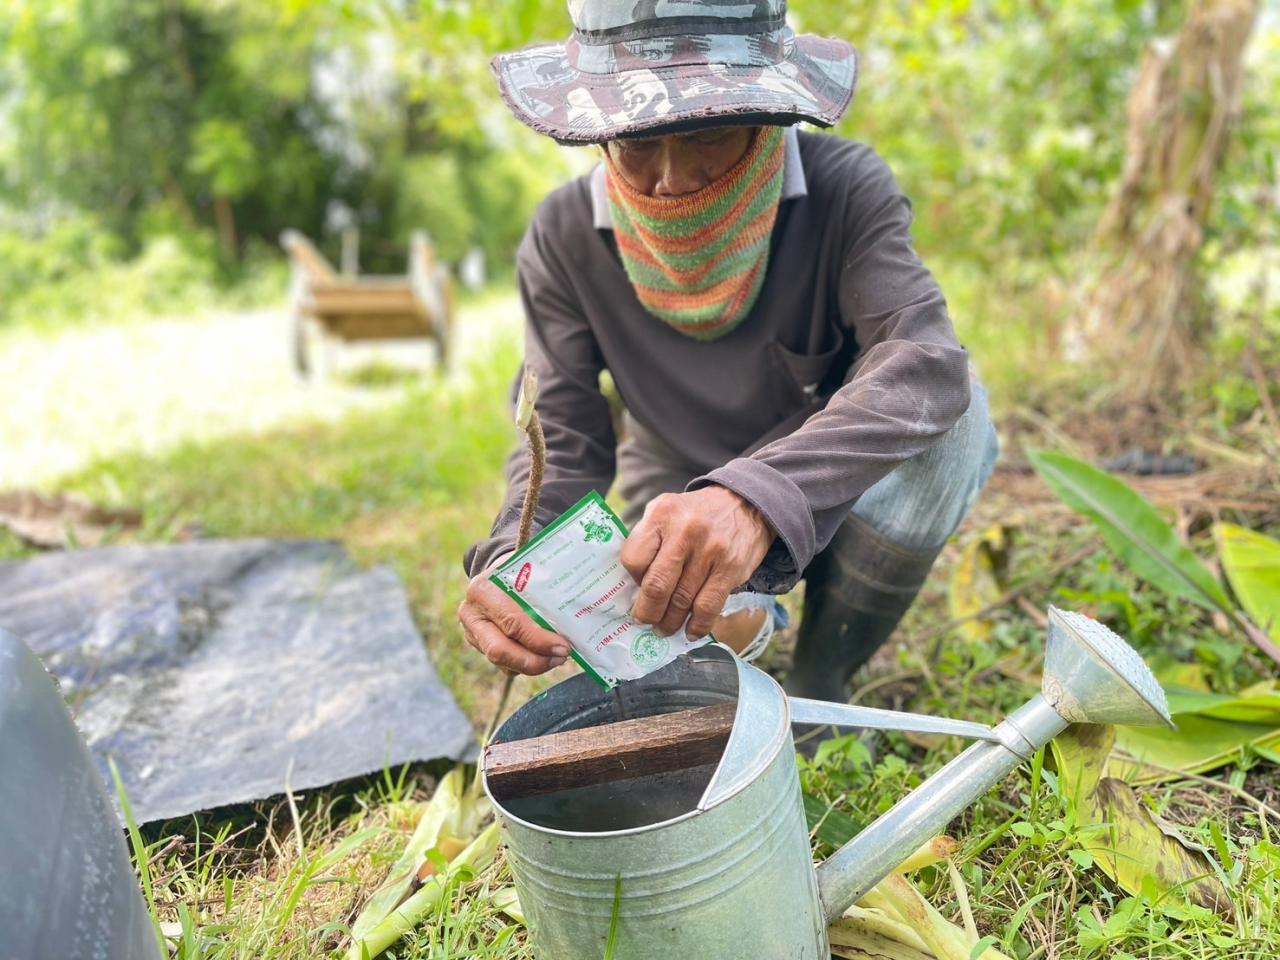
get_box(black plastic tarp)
[0,539,475,824]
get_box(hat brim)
[492,34,857,145]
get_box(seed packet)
[490,491,714,689]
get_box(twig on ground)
[1015,596,1049,629]
[1011,407,1088,459]
[145,835,186,872]
[1119,760,1280,825]
[850,670,924,706]
[1185,434,1267,468]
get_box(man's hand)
[459,574,571,675]
[621,487,774,640]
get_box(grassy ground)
[3,293,1278,958]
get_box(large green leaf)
[1108,681,1280,783]
[1217,523,1280,643]
[1164,683,1280,724]
[1027,450,1232,613]
[1113,714,1280,782]
[1052,726,1232,914]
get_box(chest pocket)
[770,322,850,407]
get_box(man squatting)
[458,0,999,711]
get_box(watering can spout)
[814,607,1174,923]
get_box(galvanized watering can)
[483,607,1173,959]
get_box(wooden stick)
[479,370,546,753]
[484,702,737,798]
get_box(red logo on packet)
[514,563,532,592]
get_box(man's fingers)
[687,573,733,640]
[619,517,663,583]
[468,579,569,658]
[507,614,571,659]
[463,613,564,675]
[657,556,711,637]
[631,536,687,627]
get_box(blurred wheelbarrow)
[280,229,453,378]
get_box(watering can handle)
[787,697,1000,742]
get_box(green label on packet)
[490,491,713,689]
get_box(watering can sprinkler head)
[1042,606,1175,729]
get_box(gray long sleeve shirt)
[464,129,971,593]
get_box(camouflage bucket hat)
[492,1,858,144]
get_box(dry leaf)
[829,918,935,960]
[0,489,141,549]
[895,835,960,873]
[947,525,1010,643]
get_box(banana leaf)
[1217,523,1280,643]
[349,823,501,960]
[1111,681,1280,782]
[349,766,491,947]
[1027,450,1231,613]
[1028,451,1280,665]
[1051,726,1232,914]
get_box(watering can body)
[501,729,825,957]
[484,608,1173,959]
[488,648,831,958]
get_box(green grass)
[4,293,1279,958]
[801,554,1280,958]
[4,290,529,716]
[60,357,517,711]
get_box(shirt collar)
[590,126,807,231]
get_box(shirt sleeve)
[688,147,971,593]
[464,212,618,578]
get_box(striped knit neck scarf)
[605,126,785,341]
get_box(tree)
[0,0,358,264]
[0,0,574,279]
[1082,0,1260,398]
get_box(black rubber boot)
[784,515,942,704]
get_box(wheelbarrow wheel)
[432,317,450,370]
[292,312,312,379]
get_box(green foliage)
[0,0,575,322]
[1027,449,1232,613]
[0,225,222,329]
[800,1,1280,403]
[0,0,349,252]
[188,119,259,200]
[1029,448,1280,667]
[1218,524,1280,645]
[805,0,1167,267]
